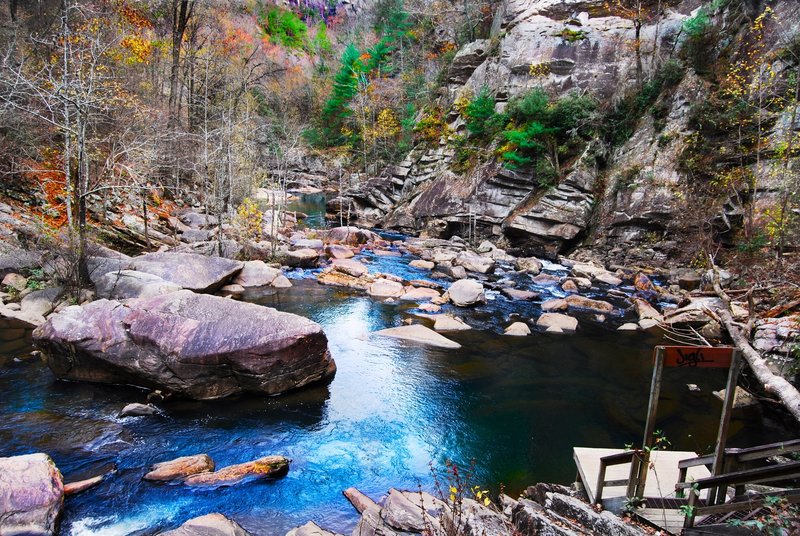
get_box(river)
[0,218,794,535]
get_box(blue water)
[0,250,794,535]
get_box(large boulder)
[20,287,63,318]
[454,252,495,274]
[158,513,250,536]
[131,252,243,293]
[367,279,404,298]
[331,259,369,278]
[326,226,380,246]
[446,279,485,307]
[285,249,320,268]
[95,270,182,299]
[232,261,281,287]
[33,290,335,400]
[0,453,64,536]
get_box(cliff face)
[348,0,800,264]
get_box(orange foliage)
[117,1,153,30]
[23,155,68,229]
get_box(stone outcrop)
[33,290,335,400]
[95,270,182,300]
[0,453,64,536]
[313,484,649,536]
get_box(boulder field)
[32,290,335,400]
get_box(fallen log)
[711,262,800,423]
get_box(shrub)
[261,7,309,51]
[463,88,505,139]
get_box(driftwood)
[711,262,800,423]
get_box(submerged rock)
[119,403,158,417]
[374,325,461,349]
[433,315,472,331]
[184,455,289,487]
[144,454,215,482]
[286,521,342,536]
[33,290,335,400]
[158,513,251,536]
[504,322,531,336]
[0,453,64,536]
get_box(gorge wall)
[339,0,800,266]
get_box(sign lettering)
[661,346,734,368]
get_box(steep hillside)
[338,0,799,275]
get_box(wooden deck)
[574,447,713,534]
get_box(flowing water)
[0,228,795,535]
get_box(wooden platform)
[574,447,712,534]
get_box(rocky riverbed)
[1,216,797,535]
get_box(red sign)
[661,346,735,368]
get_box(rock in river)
[33,290,335,400]
[184,456,289,487]
[537,313,578,334]
[445,279,485,307]
[375,324,461,349]
[0,453,64,536]
[144,454,215,482]
[158,513,251,536]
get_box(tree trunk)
[712,264,800,422]
[168,0,193,128]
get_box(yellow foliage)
[528,62,551,78]
[234,198,263,242]
[453,89,474,116]
[374,108,400,138]
[120,35,153,64]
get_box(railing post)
[634,347,665,499]
[596,459,607,505]
[684,487,698,529]
[712,350,742,504]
